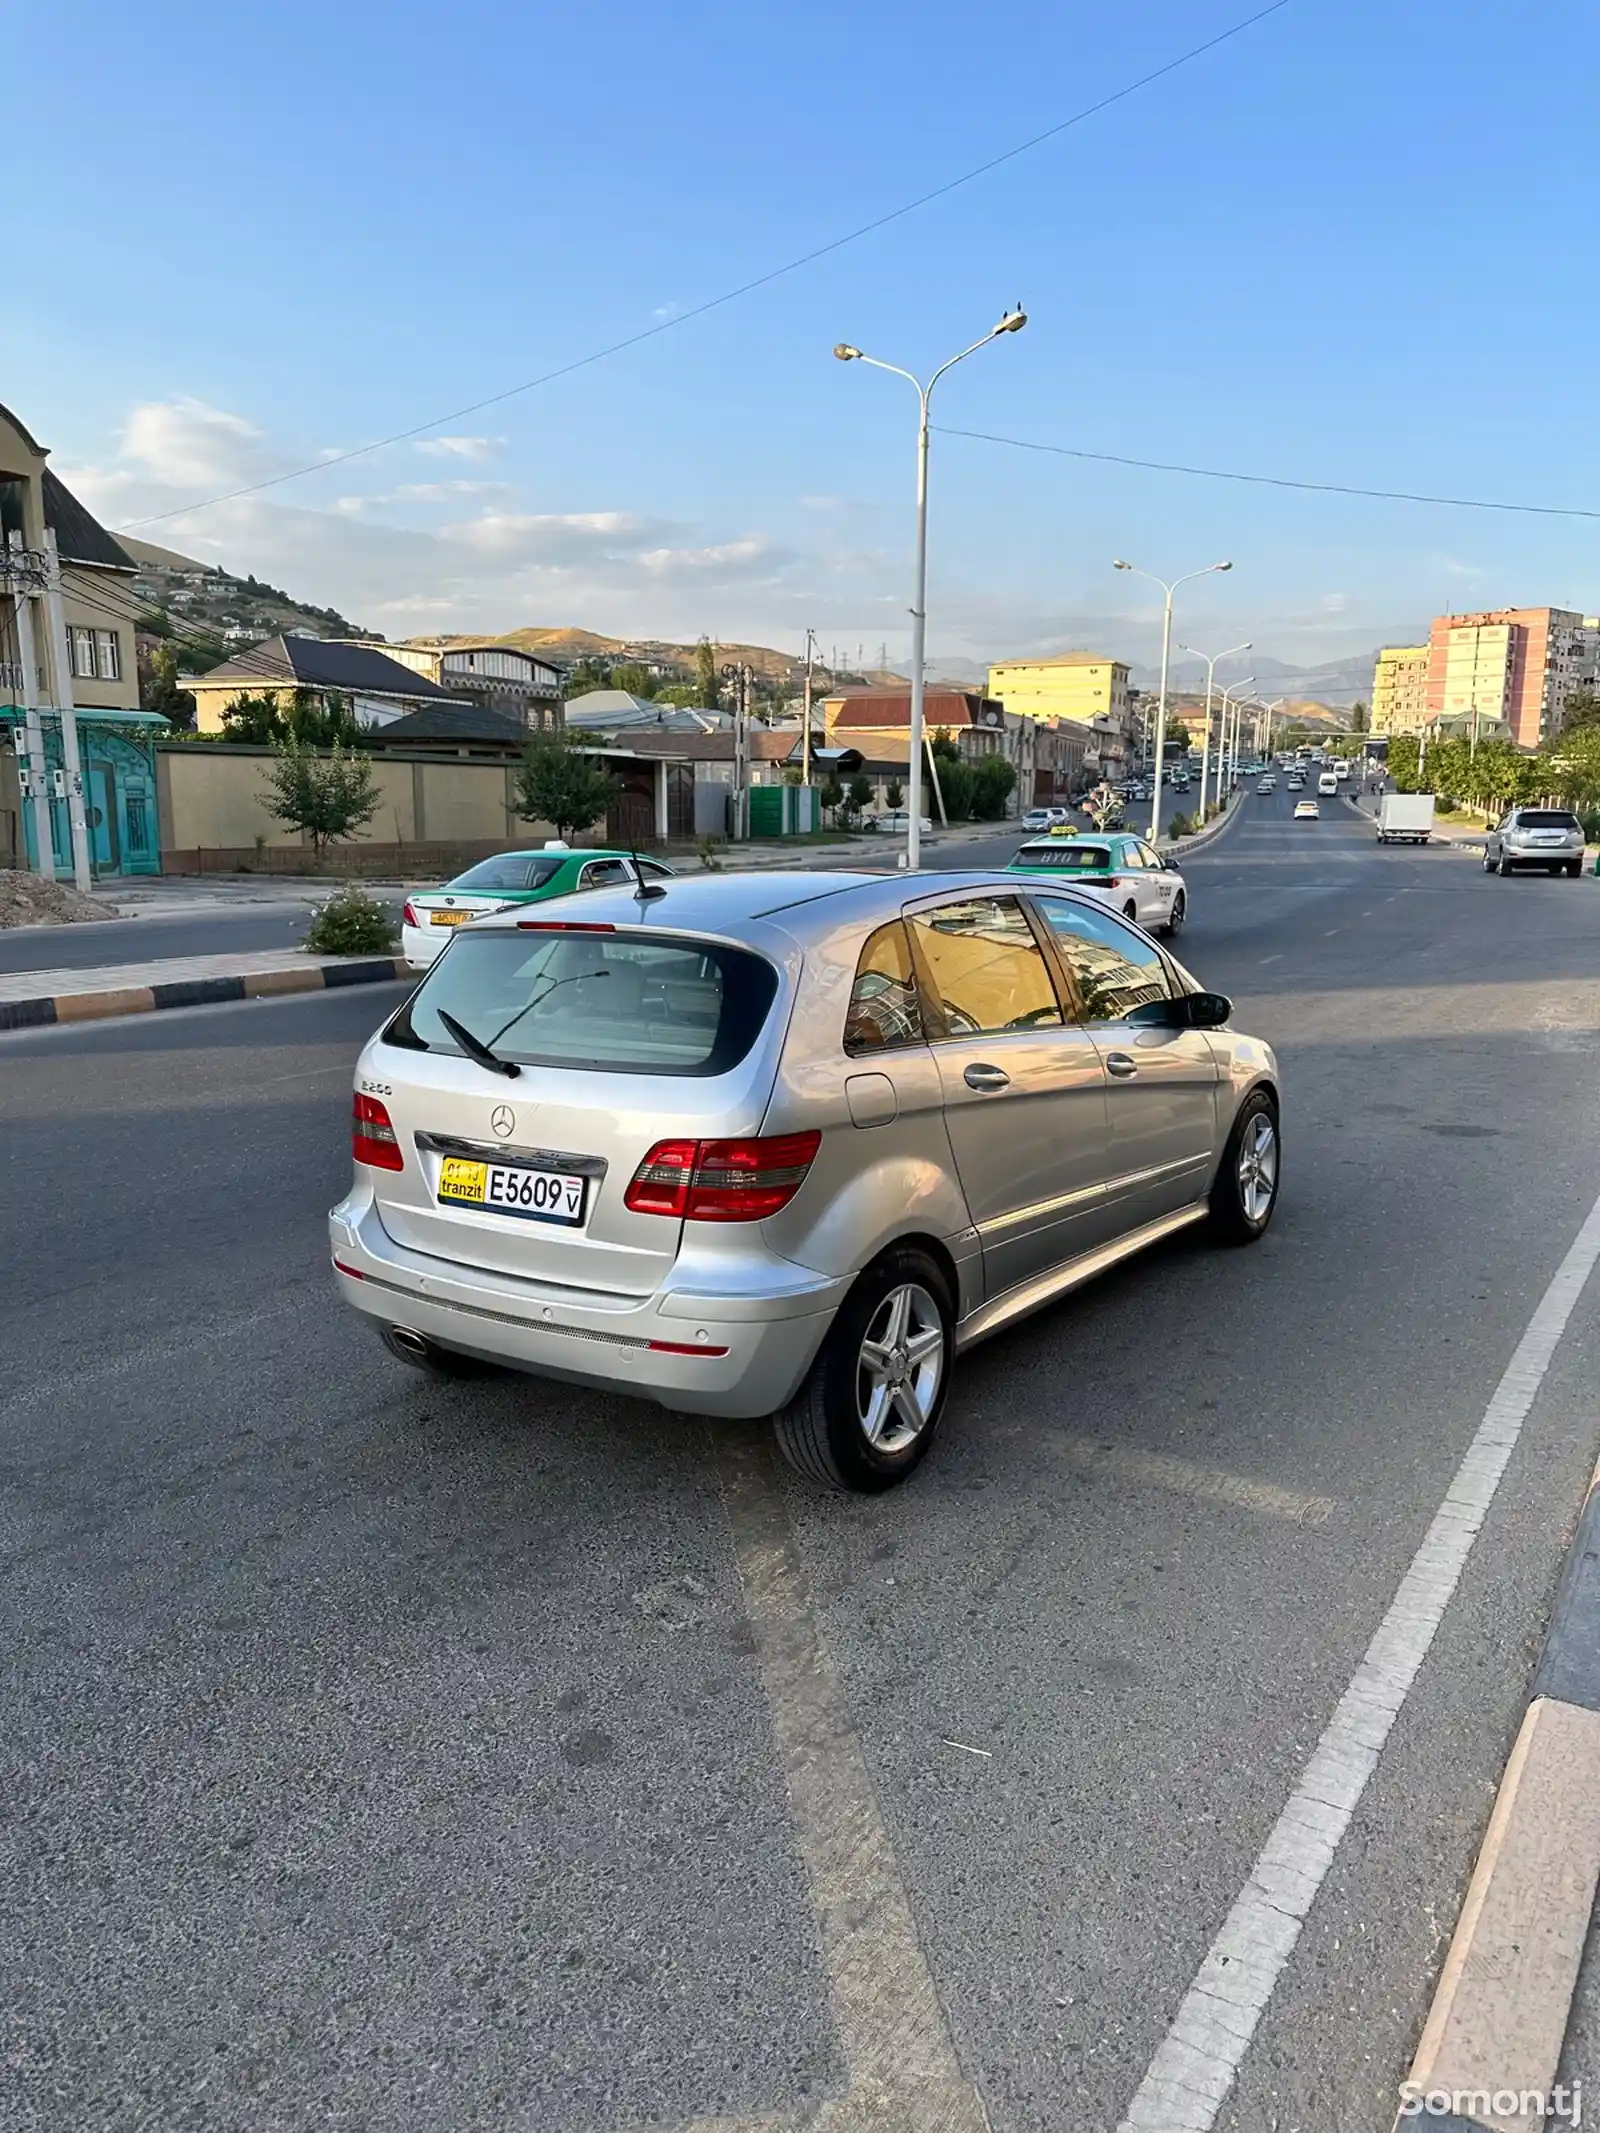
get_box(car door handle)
[1104,1052,1139,1079]
[963,1062,1011,1092]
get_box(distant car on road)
[871,809,934,836]
[1021,807,1055,832]
[1256,776,1276,795]
[401,846,675,971]
[1286,775,1305,791]
[1005,831,1188,938]
[1484,807,1587,877]
[333,869,1279,1492]
[1293,800,1320,821]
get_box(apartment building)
[1370,645,1430,736]
[1425,608,1600,748]
[987,652,1130,729]
[377,638,563,728]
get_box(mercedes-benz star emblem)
[490,1105,516,1140]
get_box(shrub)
[304,884,398,956]
[696,834,723,871]
[1167,811,1194,840]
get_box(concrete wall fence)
[156,744,573,875]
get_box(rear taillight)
[625,1131,821,1221]
[402,900,419,928]
[1102,875,1121,888]
[352,1092,404,1172]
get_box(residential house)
[564,689,727,736]
[821,686,1034,813]
[375,637,564,729]
[187,634,461,733]
[0,398,165,876]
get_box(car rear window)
[1517,810,1581,829]
[448,853,567,893]
[1011,842,1114,870]
[384,929,779,1076]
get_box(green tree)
[1560,688,1600,735]
[1163,719,1191,754]
[969,753,1018,820]
[143,641,196,728]
[513,725,618,840]
[222,687,360,747]
[657,682,706,709]
[930,731,960,764]
[564,655,614,696]
[885,778,905,810]
[694,636,720,708]
[844,772,873,822]
[221,691,286,744]
[608,662,660,700]
[935,756,975,821]
[820,774,844,822]
[1350,700,1370,734]
[262,740,381,861]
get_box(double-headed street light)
[1113,558,1233,841]
[835,309,1027,869]
[1179,638,1252,825]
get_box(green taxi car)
[401,844,675,969]
[1004,830,1187,938]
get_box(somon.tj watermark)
[1399,2081,1583,2124]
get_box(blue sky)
[6,0,1597,674]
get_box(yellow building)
[987,653,1130,728]
[1370,645,1430,736]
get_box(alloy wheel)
[855,1283,945,1452]
[1237,1110,1278,1224]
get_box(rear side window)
[1517,810,1581,829]
[845,922,924,1055]
[908,896,1063,1038]
[385,930,778,1076]
[448,853,566,893]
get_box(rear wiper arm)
[437,1008,521,1079]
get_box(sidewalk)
[0,948,406,1031]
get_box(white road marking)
[1323,929,1339,937]
[1258,954,1282,966]
[702,1429,990,2133]
[1117,1185,1600,2132]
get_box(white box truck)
[1376,793,1434,844]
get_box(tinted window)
[909,897,1063,1037]
[448,853,565,893]
[579,858,633,889]
[1012,842,1113,871]
[845,922,925,1055]
[1033,898,1173,1020]
[385,930,777,1076]
[1517,810,1581,829]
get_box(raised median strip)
[1394,1449,1600,2131]
[0,949,409,1031]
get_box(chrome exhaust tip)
[385,1326,431,1361]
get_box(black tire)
[1549,864,1562,877]
[1497,852,1514,877]
[379,1325,494,1378]
[1123,900,1139,923]
[1207,1089,1279,1246]
[1159,891,1186,940]
[772,1247,954,1492]
[1482,849,1495,873]
[1569,861,1584,878]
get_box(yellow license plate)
[438,1157,488,1203]
[430,909,471,927]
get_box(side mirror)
[1124,991,1232,1031]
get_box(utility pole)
[42,531,94,892]
[724,662,751,841]
[4,533,58,881]
[801,628,817,792]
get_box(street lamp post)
[1179,638,1252,827]
[1114,558,1233,841]
[835,310,1027,869]
[1216,676,1256,793]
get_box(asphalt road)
[6,787,1600,2132]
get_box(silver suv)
[1484,807,1586,877]
[331,872,1280,1491]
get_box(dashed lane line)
[1117,1182,1600,2131]
[689,1428,990,2133]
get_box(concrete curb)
[0,956,408,1032]
[1394,1452,1600,2130]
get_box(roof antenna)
[629,845,667,902]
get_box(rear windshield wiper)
[437,1008,521,1079]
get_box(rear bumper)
[400,924,449,971]
[1502,847,1582,865]
[328,1192,841,1419]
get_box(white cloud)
[415,434,504,460]
[651,303,682,321]
[119,398,280,489]
[443,509,680,565]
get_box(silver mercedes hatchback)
[330,870,1280,1491]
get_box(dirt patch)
[0,869,116,928]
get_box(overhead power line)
[935,425,1600,522]
[118,0,1293,532]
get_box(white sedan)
[1293,800,1320,821]
[1004,831,1190,939]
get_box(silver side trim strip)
[977,1179,1106,1238]
[955,1204,1209,1352]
